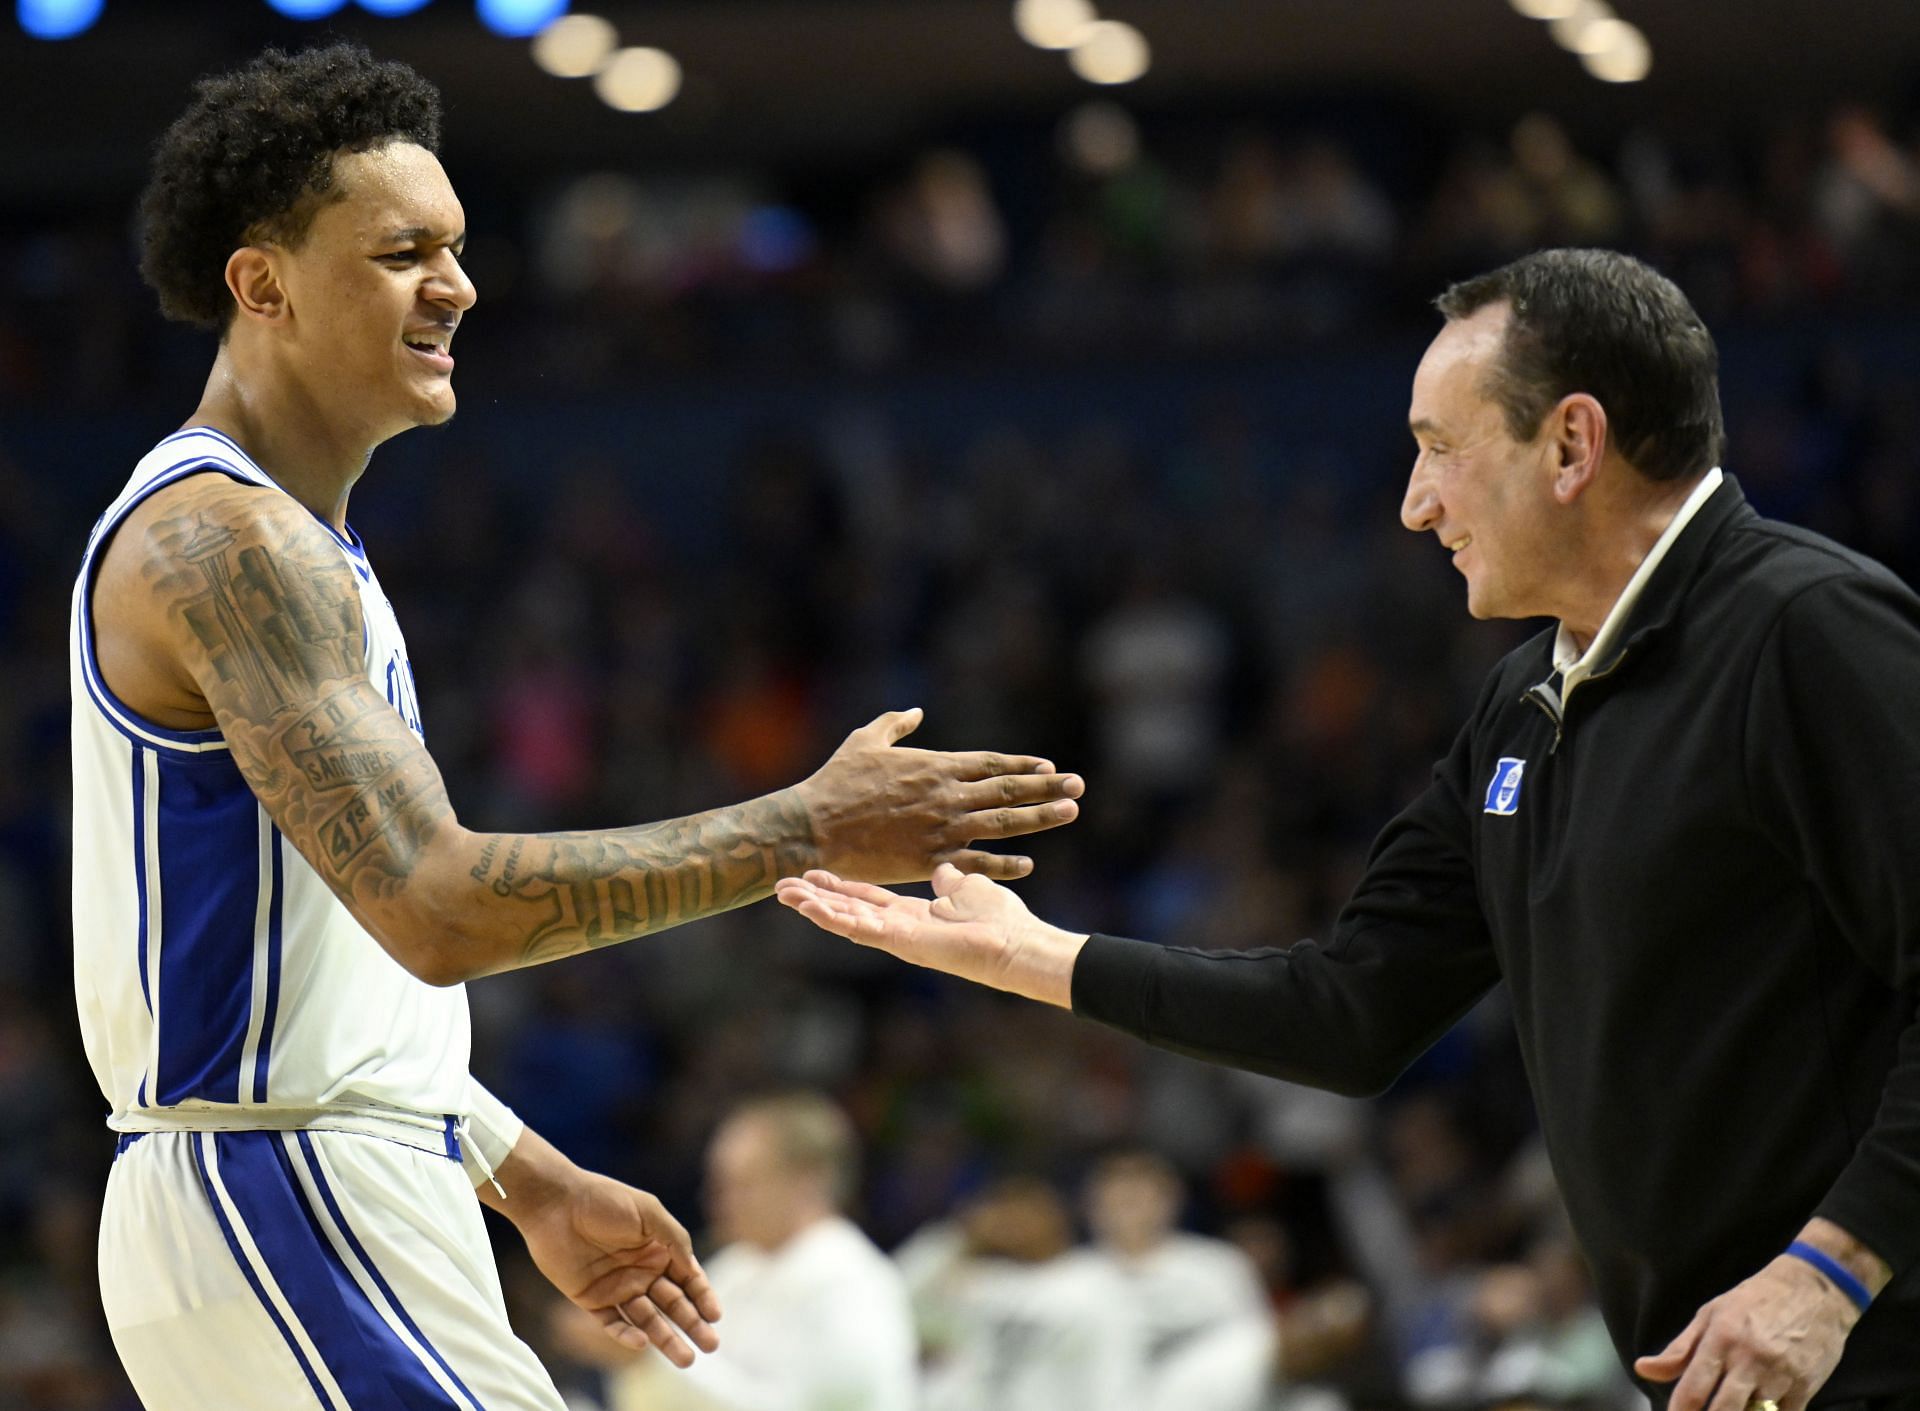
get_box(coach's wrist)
[1792,1218,1891,1304]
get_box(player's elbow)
[372,835,495,987]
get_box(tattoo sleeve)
[140,474,818,982]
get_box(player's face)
[1402,303,1563,621]
[272,142,475,441]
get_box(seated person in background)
[561,1093,917,1411]
[1070,1150,1277,1411]
[896,1176,1147,1411]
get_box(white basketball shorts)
[99,1128,567,1410]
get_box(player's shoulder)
[111,464,355,596]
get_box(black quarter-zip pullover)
[1073,477,1920,1397]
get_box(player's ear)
[225,246,289,326]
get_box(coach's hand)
[776,863,1089,1008]
[483,1128,721,1366]
[1635,1224,1885,1411]
[791,709,1082,885]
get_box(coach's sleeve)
[1072,715,1500,1098]
[1745,572,1920,1275]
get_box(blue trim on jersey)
[297,1131,488,1411]
[75,455,263,753]
[162,427,372,559]
[132,749,152,1016]
[190,1134,337,1410]
[251,829,286,1104]
[133,749,152,1108]
[151,752,261,1106]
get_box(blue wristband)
[1785,1240,1873,1313]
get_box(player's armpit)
[126,472,462,953]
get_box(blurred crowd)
[3,91,1920,1410]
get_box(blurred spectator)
[579,1093,916,1411]
[1072,1150,1276,1411]
[896,1176,1148,1411]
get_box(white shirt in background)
[610,1216,916,1411]
[896,1225,1149,1411]
[1069,1235,1277,1411]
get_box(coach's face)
[268,142,476,442]
[1402,303,1563,621]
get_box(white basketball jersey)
[70,427,471,1143]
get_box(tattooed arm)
[94,472,1082,985]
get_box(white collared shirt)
[1552,467,1723,696]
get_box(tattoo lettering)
[503,791,818,966]
[470,834,501,885]
[493,837,526,897]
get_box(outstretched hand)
[775,863,1088,1007]
[1633,1251,1864,1411]
[791,709,1083,884]
[503,1155,722,1367]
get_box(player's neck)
[185,347,372,533]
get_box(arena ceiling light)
[1013,0,1096,51]
[18,0,103,38]
[1548,0,1615,53]
[1068,18,1150,85]
[357,0,434,14]
[594,46,682,112]
[264,0,349,17]
[476,0,568,39]
[1581,19,1651,81]
[532,11,616,77]
[1506,0,1579,18]
[1510,0,1653,85]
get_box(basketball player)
[74,44,1082,1411]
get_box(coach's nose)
[1402,451,1439,533]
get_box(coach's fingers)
[1635,1310,1707,1383]
[781,889,885,942]
[1701,1365,1758,1411]
[799,871,909,907]
[1666,1342,1729,1411]
[943,849,1033,880]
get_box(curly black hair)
[138,43,442,331]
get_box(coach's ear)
[225,246,288,327]
[1547,391,1607,504]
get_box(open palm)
[776,864,1037,994]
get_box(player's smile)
[403,324,455,372]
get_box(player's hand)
[1633,1254,1862,1411]
[512,1165,722,1367]
[775,863,1087,1007]
[791,709,1082,884]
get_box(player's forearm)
[409,789,819,982]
